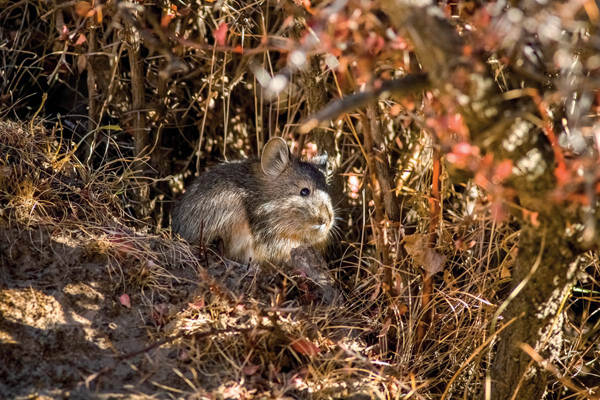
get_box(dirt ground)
[0,224,354,400]
[0,227,201,399]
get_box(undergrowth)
[1,0,599,398]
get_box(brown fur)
[172,138,334,264]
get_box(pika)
[172,137,335,264]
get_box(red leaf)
[365,33,385,55]
[290,338,320,356]
[107,234,137,255]
[493,159,513,183]
[119,294,131,308]
[554,164,569,185]
[446,142,480,170]
[213,22,228,46]
[391,35,411,50]
[474,171,489,188]
[161,5,177,28]
[446,113,469,137]
[473,8,491,29]
[75,33,87,46]
[161,14,174,28]
[490,200,507,222]
[522,209,540,227]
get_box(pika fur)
[172,137,335,264]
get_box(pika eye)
[300,187,311,197]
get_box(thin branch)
[299,73,429,133]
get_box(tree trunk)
[491,219,577,399]
[125,18,150,219]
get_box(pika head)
[251,138,335,257]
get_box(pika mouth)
[311,222,331,235]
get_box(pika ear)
[261,137,290,177]
[311,152,328,173]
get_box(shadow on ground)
[0,227,198,399]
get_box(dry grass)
[0,119,516,398]
[1,0,599,399]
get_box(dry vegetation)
[1,0,599,399]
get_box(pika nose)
[319,206,333,226]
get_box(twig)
[125,10,150,218]
[417,147,441,345]
[87,26,98,134]
[299,73,429,133]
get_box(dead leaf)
[242,363,260,375]
[188,296,205,310]
[77,54,87,73]
[443,270,456,290]
[95,6,103,23]
[500,264,511,279]
[75,1,92,17]
[379,317,391,337]
[222,384,244,399]
[369,281,381,301]
[119,293,131,308]
[290,338,320,356]
[403,233,446,277]
[396,302,409,317]
[152,303,170,326]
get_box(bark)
[299,57,336,155]
[491,221,577,399]
[125,20,150,219]
[365,105,400,222]
[362,106,393,288]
